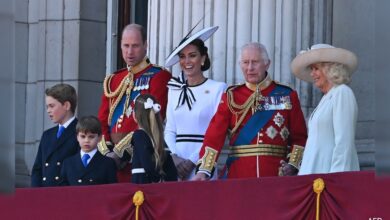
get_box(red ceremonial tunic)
[98,58,171,182]
[198,75,307,179]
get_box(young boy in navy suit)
[60,116,117,186]
[31,84,79,187]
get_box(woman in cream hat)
[291,44,360,175]
[164,26,227,180]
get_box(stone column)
[148,0,331,113]
[147,0,334,170]
[0,0,15,193]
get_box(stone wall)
[15,0,108,187]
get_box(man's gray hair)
[240,42,270,62]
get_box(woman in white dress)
[291,44,360,175]
[164,27,226,180]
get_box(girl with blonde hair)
[126,94,177,183]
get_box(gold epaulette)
[226,84,244,93]
[113,132,134,158]
[288,145,304,169]
[97,135,112,155]
[103,70,130,98]
[197,147,218,173]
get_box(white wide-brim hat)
[165,26,219,67]
[291,44,358,82]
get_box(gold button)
[55,176,59,180]
[78,179,82,183]
[42,177,46,181]
[210,152,214,156]
[45,163,49,167]
[57,162,61,166]
[259,133,263,137]
[259,140,263,143]
[118,124,122,128]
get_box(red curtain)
[0,171,387,220]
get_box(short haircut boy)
[31,83,79,187]
[45,84,77,114]
[76,116,102,136]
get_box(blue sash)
[221,85,292,178]
[233,85,292,146]
[109,68,161,131]
[110,91,140,131]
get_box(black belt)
[176,134,204,143]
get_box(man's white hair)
[240,42,270,62]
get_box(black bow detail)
[167,71,196,110]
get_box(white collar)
[80,148,97,159]
[59,116,76,128]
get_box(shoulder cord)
[228,85,264,135]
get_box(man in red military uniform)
[97,24,171,182]
[193,42,307,180]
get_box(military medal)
[280,126,290,141]
[145,77,150,90]
[273,112,285,127]
[266,125,277,139]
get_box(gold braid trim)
[227,88,256,135]
[198,147,218,173]
[106,73,134,125]
[288,145,304,169]
[97,135,111,155]
[227,77,271,135]
[228,144,288,158]
[104,74,126,98]
[113,132,134,158]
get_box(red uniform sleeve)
[98,90,111,142]
[198,93,232,163]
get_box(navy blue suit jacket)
[131,129,177,184]
[31,119,79,187]
[60,150,117,186]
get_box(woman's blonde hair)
[321,62,352,85]
[133,94,166,175]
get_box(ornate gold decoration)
[198,147,218,173]
[133,190,145,220]
[227,88,256,135]
[228,144,287,158]
[105,72,134,126]
[227,75,273,135]
[313,178,325,220]
[97,135,111,155]
[288,145,304,169]
[113,132,134,158]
